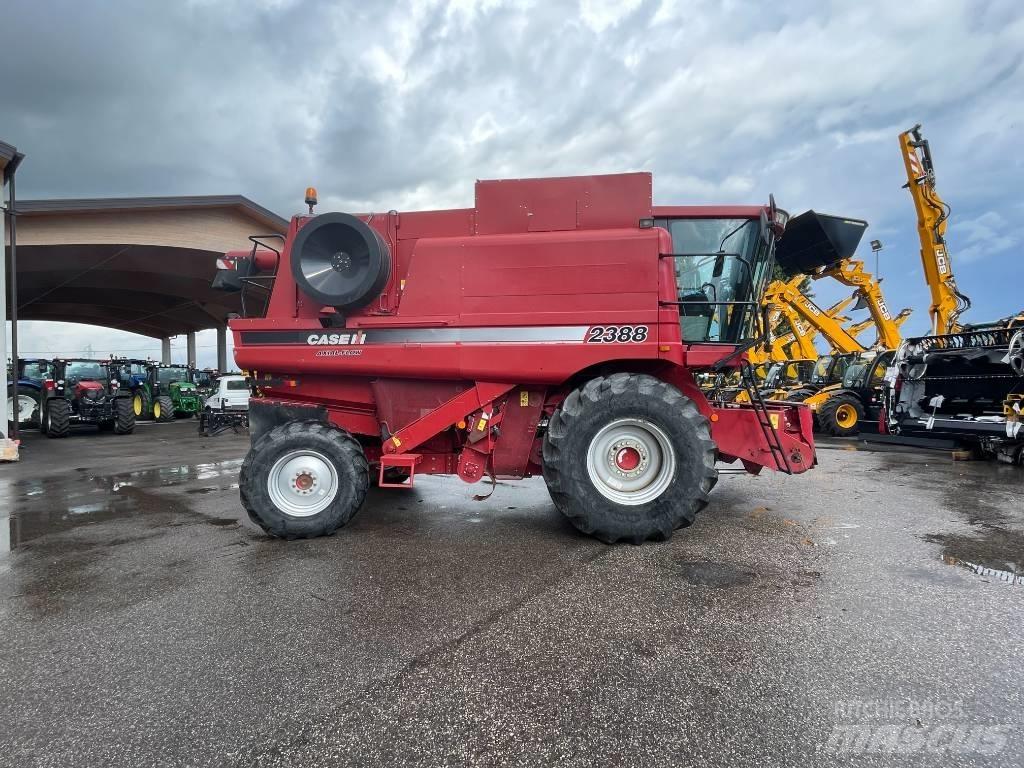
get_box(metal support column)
[161,337,172,364]
[2,148,24,440]
[0,168,7,437]
[216,326,227,372]
[186,332,197,368]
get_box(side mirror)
[762,193,788,243]
[712,252,726,278]
[212,253,256,292]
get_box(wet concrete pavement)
[1,421,1021,766]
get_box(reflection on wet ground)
[0,459,243,551]
[943,555,1024,586]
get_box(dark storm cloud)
[3,0,1024,359]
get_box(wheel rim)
[154,402,161,419]
[267,449,340,518]
[836,404,858,428]
[133,394,143,416]
[7,395,37,424]
[585,418,676,505]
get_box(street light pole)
[870,239,883,280]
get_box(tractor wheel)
[787,387,816,403]
[542,373,718,544]
[240,421,369,539]
[153,396,175,423]
[7,385,41,428]
[114,397,136,434]
[817,393,864,437]
[133,389,152,419]
[44,399,71,439]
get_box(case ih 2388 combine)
[213,173,815,543]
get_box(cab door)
[865,351,896,413]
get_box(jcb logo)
[800,298,821,317]
[935,247,949,276]
[877,299,891,321]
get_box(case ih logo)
[306,332,365,346]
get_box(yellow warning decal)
[392,436,402,447]
[476,418,487,432]
[769,413,780,429]
[520,391,529,407]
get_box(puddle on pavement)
[924,526,1024,587]
[942,555,1023,586]
[673,560,757,588]
[0,459,243,552]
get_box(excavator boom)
[764,278,865,355]
[899,124,971,334]
[821,259,907,349]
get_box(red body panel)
[229,173,815,480]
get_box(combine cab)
[213,173,815,544]
[40,358,135,437]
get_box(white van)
[204,375,249,411]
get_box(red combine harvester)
[213,173,815,543]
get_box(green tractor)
[150,364,203,420]
[112,361,203,421]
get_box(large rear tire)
[240,421,369,539]
[817,393,864,437]
[7,385,41,429]
[114,397,136,434]
[45,399,70,439]
[154,395,174,423]
[542,373,718,544]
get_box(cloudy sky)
[3,0,1023,366]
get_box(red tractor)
[213,173,815,543]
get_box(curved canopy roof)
[5,195,288,338]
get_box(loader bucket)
[775,211,868,275]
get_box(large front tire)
[153,395,174,423]
[133,389,153,419]
[542,373,718,544]
[817,393,864,437]
[114,397,136,434]
[240,421,369,539]
[45,399,71,439]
